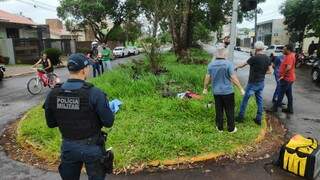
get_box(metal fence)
[12,38,75,64]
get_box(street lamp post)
[228,0,239,62]
[254,8,258,46]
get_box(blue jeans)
[59,139,106,180]
[272,74,280,102]
[92,63,101,77]
[275,80,293,111]
[238,81,264,123]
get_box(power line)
[29,0,57,9]
[15,0,57,12]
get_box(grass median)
[17,51,263,170]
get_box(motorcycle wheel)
[295,60,303,68]
[27,77,43,95]
[312,69,320,82]
[0,71,3,81]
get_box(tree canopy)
[280,0,313,43]
[57,0,139,43]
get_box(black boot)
[282,108,293,114]
[254,118,262,126]
[272,105,278,113]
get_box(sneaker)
[229,127,237,133]
[236,116,244,123]
[282,108,293,114]
[216,126,223,133]
[254,118,262,126]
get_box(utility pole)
[228,0,239,62]
[254,8,258,46]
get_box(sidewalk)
[4,65,34,78]
[4,59,67,78]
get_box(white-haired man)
[203,43,245,133]
[235,41,272,125]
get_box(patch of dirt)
[0,121,58,172]
[0,113,287,175]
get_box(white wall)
[303,37,319,54]
[0,38,15,64]
[0,27,6,39]
[272,19,289,45]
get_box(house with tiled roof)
[0,10,49,39]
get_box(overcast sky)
[238,0,285,28]
[0,0,285,28]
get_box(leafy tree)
[139,0,266,62]
[139,0,169,73]
[193,22,212,43]
[57,0,139,43]
[309,0,320,37]
[123,21,142,45]
[159,32,172,44]
[107,26,126,44]
[280,0,314,44]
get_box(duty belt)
[64,134,100,145]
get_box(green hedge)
[44,48,62,65]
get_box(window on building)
[6,28,19,38]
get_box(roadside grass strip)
[17,51,263,171]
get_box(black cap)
[67,53,92,72]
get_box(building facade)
[0,10,49,39]
[257,19,289,46]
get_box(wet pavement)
[0,50,319,180]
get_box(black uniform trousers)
[214,93,235,132]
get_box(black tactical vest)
[49,82,102,140]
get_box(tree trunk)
[186,13,194,48]
[150,13,159,73]
[177,0,192,62]
[169,14,180,55]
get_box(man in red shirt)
[272,44,296,113]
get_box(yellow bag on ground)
[278,134,320,179]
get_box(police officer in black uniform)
[44,53,114,180]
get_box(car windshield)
[114,48,123,50]
[276,46,284,51]
[267,46,275,50]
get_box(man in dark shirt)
[235,41,272,125]
[44,53,114,180]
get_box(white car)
[127,46,139,55]
[113,46,129,58]
[265,45,284,57]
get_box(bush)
[77,48,91,54]
[44,48,62,66]
[0,56,10,64]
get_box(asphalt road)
[0,50,320,180]
[0,54,144,180]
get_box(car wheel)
[312,69,320,82]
